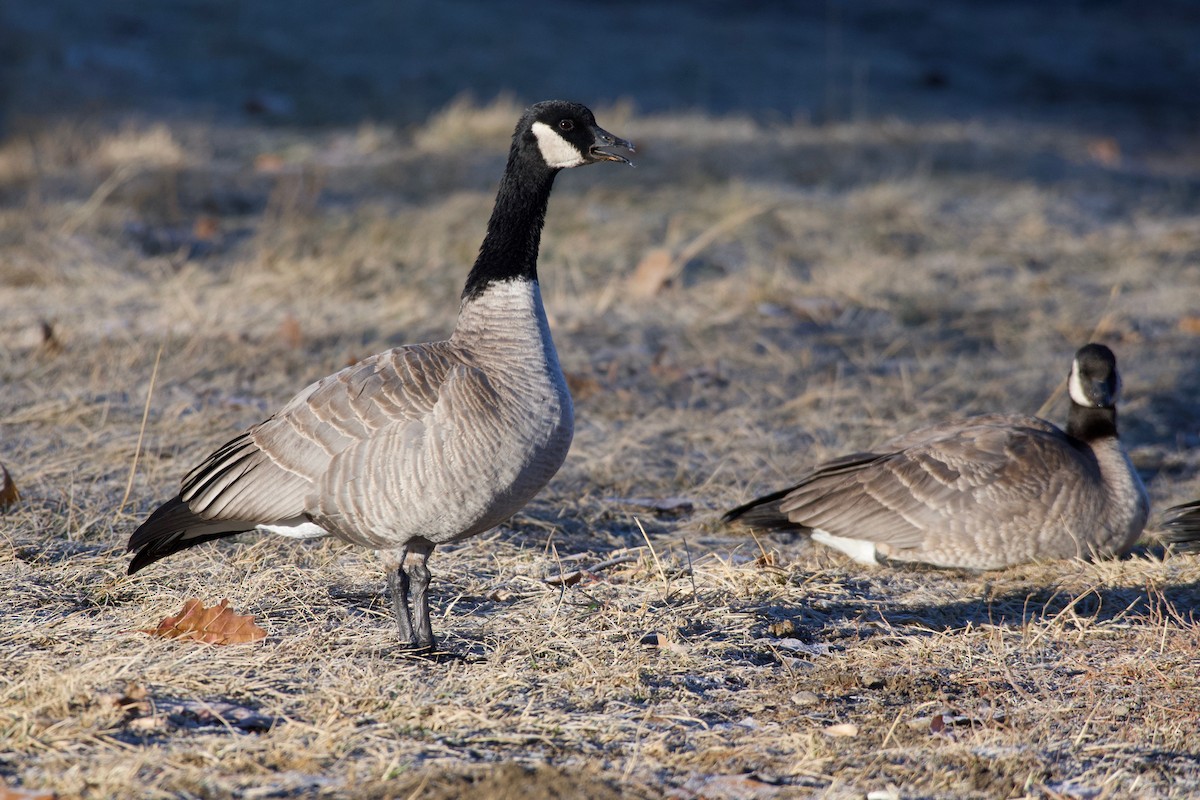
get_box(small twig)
[748,529,771,562]
[403,772,432,800]
[1027,584,1102,648]
[636,517,669,590]
[880,707,905,749]
[61,162,142,237]
[670,203,774,276]
[119,341,164,514]
[682,536,698,601]
[543,554,638,587]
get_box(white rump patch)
[531,121,585,169]
[257,521,329,539]
[811,529,879,565]
[1067,359,1094,407]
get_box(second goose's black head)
[1066,343,1121,441]
[1069,343,1120,409]
[520,100,635,170]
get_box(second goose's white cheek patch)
[531,122,585,168]
[1068,361,1093,407]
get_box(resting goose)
[1160,501,1200,552]
[724,344,1149,569]
[128,100,634,650]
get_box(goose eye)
[558,119,574,132]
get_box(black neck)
[461,144,559,301]
[1067,404,1118,442]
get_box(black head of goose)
[723,344,1150,570]
[128,101,634,651]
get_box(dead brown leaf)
[626,205,772,299]
[1177,315,1200,335]
[0,464,19,509]
[627,248,675,298]
[141,599,267,645]
[278,314,304,349]
[97,682,150,716]
[767,619,796,638]
[38,321,63,356]
[564,370,604,401]
[638,631,689,656]
[0,787,56,800]
[192,214,220,240]
[1087,137,1121,167]
[254,153,286,174]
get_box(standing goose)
[723,344,1149,569]
[128,101,634,650]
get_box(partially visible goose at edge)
[1159,500,1200,553]
[128,101,634,651]
[723,344,1149,570]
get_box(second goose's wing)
[1160,500,1200,552]
[777,419,1096,551]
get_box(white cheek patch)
[531,121,586,169]
[1068,360,1094,407]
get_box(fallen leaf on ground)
[1178,315,1200,335]
[192,214,220,240]
[0,787,56,800]
[0,464,18,509]
[627,205,773,299]
[627,247,675,297]
[141,598,267,645]
[254,153,286,173]
[766,619,796,637]
[278,314,304,348]
[639,631,689,655]
[1087,136,1121,166]
[563,370,604,401]
[97,682,150,716]
[38,320,64,355]
[924,708,1007,735]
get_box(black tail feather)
[127,494,252,574]
[1160,500,1200,553]
[722,485,807,532]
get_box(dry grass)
[3,98,1200,799]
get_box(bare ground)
[2,86,1200,800]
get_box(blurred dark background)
[2,0,1198,141]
